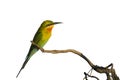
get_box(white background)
[0,0,120,80]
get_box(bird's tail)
[16,46,38,78]
[16,57,29,78]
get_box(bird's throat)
[46,25,53,32]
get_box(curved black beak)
[53,22,62,25]
[47,22,62,27]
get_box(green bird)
[16,20,61,78]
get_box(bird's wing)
[33,31,42,44]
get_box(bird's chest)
[37,28,52,47]
[40,30,51,45]
[42,31,51,40]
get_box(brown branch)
[84,72,99,80]
[31,41,120,80]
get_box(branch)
[31,41,120,80]
[84,72,99,80]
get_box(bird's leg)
[31,41,45,52]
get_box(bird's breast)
[42,31,51,40]
[39,29,51,46]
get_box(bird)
[16,20,61,78]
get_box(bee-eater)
[16,20,61,78]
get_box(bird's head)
[40,20,62,32]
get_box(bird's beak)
[47,22,62,27]
[53,22,62,25]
